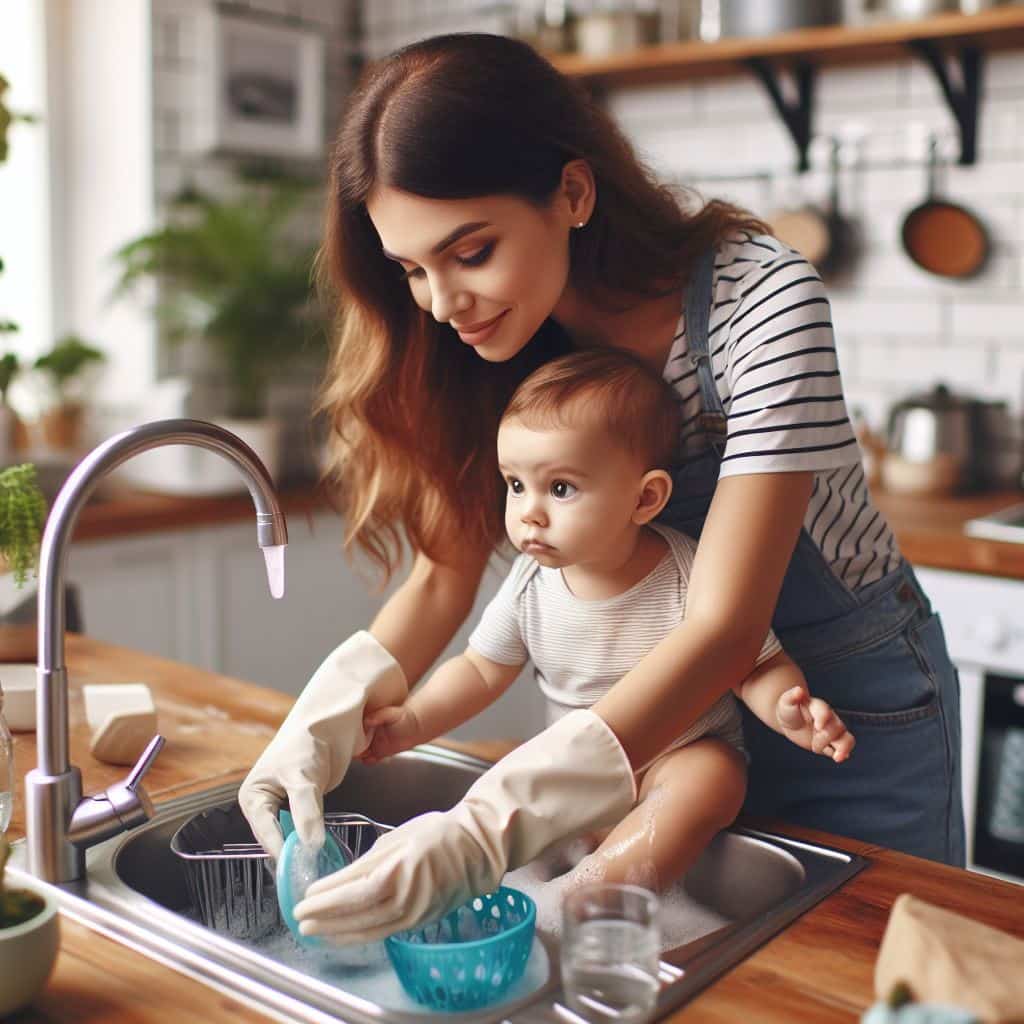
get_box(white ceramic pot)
[0,874,60,1015]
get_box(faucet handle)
[126,734,166,792]
[66,734,167,849]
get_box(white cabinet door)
[198,516,394,694]
[66,532,194,664]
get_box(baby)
[359,348,854,901]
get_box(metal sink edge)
[9,742,868,1023]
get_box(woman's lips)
[455,310,508,345]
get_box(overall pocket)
[799,613,939,724]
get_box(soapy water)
[505,783,734,952]
[226,918,549,1014]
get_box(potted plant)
[0,463,47,662]
[0,837,60,1016]
[112,177,326,487]
[33,334,106,453]
[0,351,20,461]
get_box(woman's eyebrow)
[382,221,491,262]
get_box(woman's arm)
[594,470,814,770]
[369,545,492,689]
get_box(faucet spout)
[26,418,289,882]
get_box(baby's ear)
[633,469,672,525]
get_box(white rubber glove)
[293,708,636,944]
[238,631,407,859]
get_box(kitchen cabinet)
[66,514,545,742]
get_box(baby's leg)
[564,737,747,893]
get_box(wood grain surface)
[8,636,1024,1022]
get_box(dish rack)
[170,803,391,941]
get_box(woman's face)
[366,186,574,362]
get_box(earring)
[574,220,585,229]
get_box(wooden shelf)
[550,7,1024,89]
[551,8,1024,169]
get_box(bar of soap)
[83,683,158,765]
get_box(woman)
[240,33,964,944]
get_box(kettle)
[883,384,977,496]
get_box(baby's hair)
[502,348,683,470]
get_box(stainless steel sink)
[10,744,867,1023]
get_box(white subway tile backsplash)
[693,76,775,120]
[817,62,911,110]
[949,300,1024,342]
[985,50,1024,92]
[829,296,947,340]
[607,83,697,128]
[855,339,992,392]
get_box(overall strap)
[684,248,728,443]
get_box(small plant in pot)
[0,463,47,662]
[0,351,21,461]
[0,837,60,1015]
[113,176,327,488]
[33,334,106,453]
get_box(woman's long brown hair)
[317,33,766,580]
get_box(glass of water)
[561,883,661,1024]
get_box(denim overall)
[656,249,966,865]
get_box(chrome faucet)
[25,418,289,883]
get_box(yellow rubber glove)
[293,709,636,944]
[238,631,407,859]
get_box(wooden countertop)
[74,483,1024,580]
[874,488,1024,580]
[8,637,1024,1023]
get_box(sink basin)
[10,744,866,1023]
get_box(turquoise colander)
[384,887,536,1012]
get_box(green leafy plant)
[0,837,44,928]
[34,334,105,404]
[0,463,46,586]
[0,352,19,407]
[113,179,326,420]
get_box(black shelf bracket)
[745,58,816,173]
[906,40,983,166]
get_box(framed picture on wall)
[194,8,324,160]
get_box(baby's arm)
[359,648,522,763]
[735,651,855,763]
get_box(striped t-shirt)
[468,524,781,761]
[666,232,901,591]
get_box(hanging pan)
[901,137,989,279]
[769,138,856,280]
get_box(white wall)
[50,0,158,401]
[0,0,54,365]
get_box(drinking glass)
[560,883,661,1024]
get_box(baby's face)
[497,416,649,569]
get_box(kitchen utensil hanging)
[769,137,856,279]
[901,135,989,278]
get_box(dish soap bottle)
[0,683,12,834]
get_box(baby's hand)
[776,685,855,763]
[357,705,420,764]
